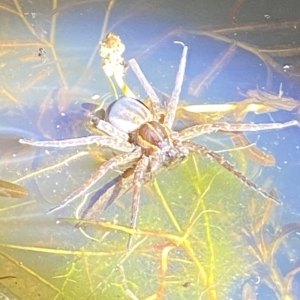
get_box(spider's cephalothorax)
[136,120,189,169]
[19,40,299,249]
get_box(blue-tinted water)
[0,0,300,299]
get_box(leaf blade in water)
[0,179,28,198]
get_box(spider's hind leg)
[81,168,135,221]
[47,149,142,214]
[183,141,281,205]
[127,155,149,249]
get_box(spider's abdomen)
[106,97,153,133]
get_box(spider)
[20,42,299,248]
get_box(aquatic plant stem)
[77,0,116,86]
[185,156,220,299]
[13,0,49,43]
[13,0,68,87]
[0,200,35,213]
[50,0,58,45]
[153,178,182,234]
[113,73,136,98]
[0,249,62,294]
[108,76,118,99]
[100,0,116,41]
[157,245,176,299]
[13,152,88,184]
[49,0,68,87]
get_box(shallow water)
[0,0,300,299]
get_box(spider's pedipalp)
[184,141,281,205]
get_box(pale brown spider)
[20,42,298,248]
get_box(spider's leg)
[128,58,161,120]
[179,120,299,140]
[183,141,281,204]
[82,164,163,225]
[47,148,142,214]
[81,174,124,220]
[85,162,166,221]
[81,168,135,221]
[164,42,188,128]
[127,155,149,249]
[20,136,134,152]
[94,119,129,141]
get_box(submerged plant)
[0,1,299,300]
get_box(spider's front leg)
[128,59,161,120]
[179,120,299,140]
[164,42,188,128]
[20,135,134,152]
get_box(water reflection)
[0,0,300,299]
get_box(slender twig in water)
[188,43,237,97]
